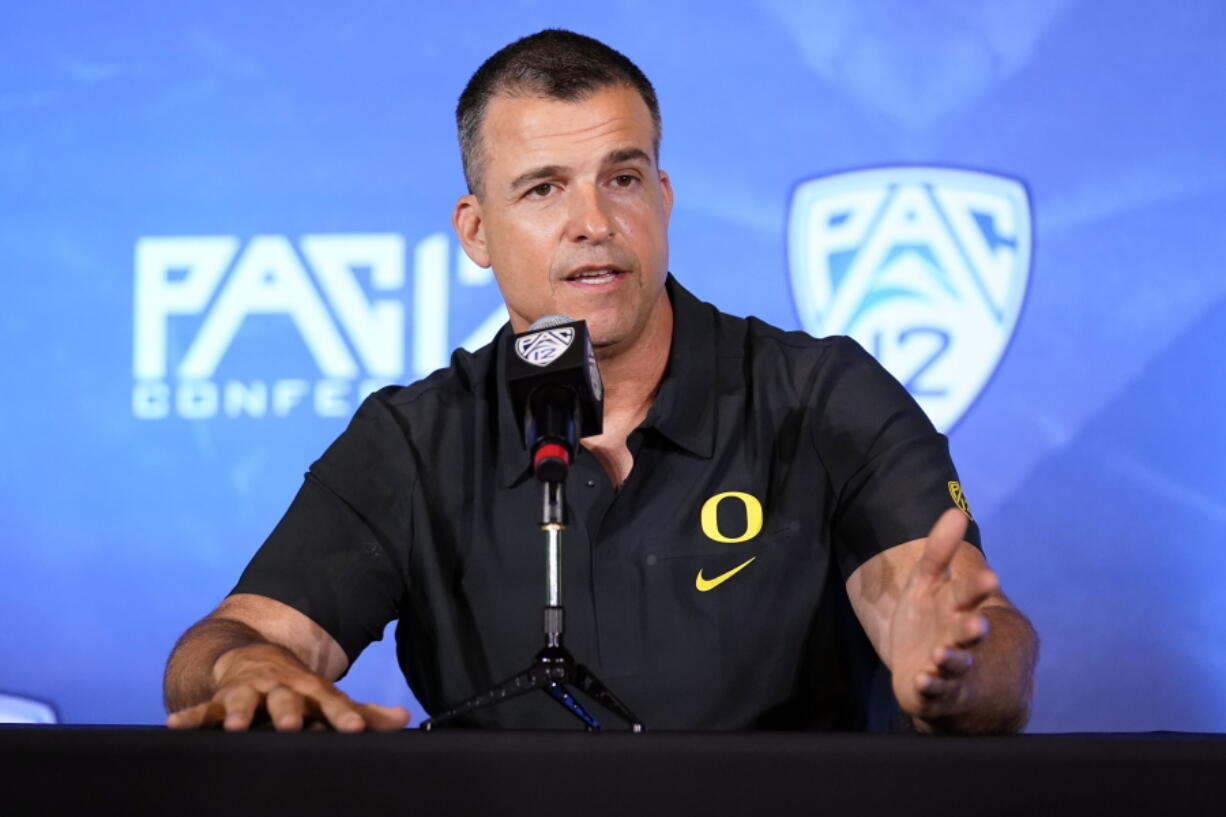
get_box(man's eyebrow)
[604,148,652,167]
[508,165,566,192]
[506,149,653,193]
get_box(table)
[2,727,1223,815]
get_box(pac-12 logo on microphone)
[787,167,1032,432]
[515,327,575,367]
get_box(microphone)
[506,315,603,483]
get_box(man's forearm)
[162,617,273,712]
[914,605,1039,735]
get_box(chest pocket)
[635,508,820,701]
[650,492,797,558]
[647,490,808,595]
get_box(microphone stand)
[421,470,643,732]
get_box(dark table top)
[2,726,1224,816]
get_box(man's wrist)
[909,606,1036,735]
[910,702,1028,735]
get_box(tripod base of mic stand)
[420,645,643,732]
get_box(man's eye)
[529,183,553,197]
[613,174,637,187]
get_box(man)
[165,30,1036,734]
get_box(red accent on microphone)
[533,443,571,469]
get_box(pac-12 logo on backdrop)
[787,167,1031,432]
[131,233,507,420]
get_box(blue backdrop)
[2,0,1224,731]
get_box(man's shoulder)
[361,331,503,420]
[673,280,851,354]
[305,331,508,500]
[668,278,877,407]
[701,296,868,373]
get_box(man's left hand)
[884,508,1002,725]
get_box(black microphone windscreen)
[505,318,604,449]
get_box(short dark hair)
[456,29,662,198]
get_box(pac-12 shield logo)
[787,167,1032,432]
[515,327,575,367]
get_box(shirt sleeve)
[231,388,412,667]
[808,337,982,580]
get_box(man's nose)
[568,184,614,242]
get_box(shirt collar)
[496,274,718,488]
[638,275,718,459]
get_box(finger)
[166,706,195,729]
[166,702,210,729]
[915,508,968,581]
[282,675,359,731]
[954,568,1000,611]
[915,672,954,700]
[932,646,974,678]
[953,611,990,648]
[220,685,263,732]
[359,703,411,731]
[265,685,306,731]
[167,699,229,730]
[315,689,366,733]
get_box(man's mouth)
[564,267,626,285]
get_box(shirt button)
[586,479,596,488]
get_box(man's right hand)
[163,594,409,732]
[165,643,409,732]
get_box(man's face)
[453,85,673,351]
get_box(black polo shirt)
[233,276,980,730]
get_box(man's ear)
[452,193,490,268]
[659,169,674,225]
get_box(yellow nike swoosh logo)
[695,557,757,592]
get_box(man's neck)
[580,289,673,485]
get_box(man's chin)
[588,322,633,354]
[568,307,627,345]
[590,331,626,351]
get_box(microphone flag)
[505,316,603,482]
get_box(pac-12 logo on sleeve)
[787,167,1032,432]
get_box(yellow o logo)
[700,492,763,543]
